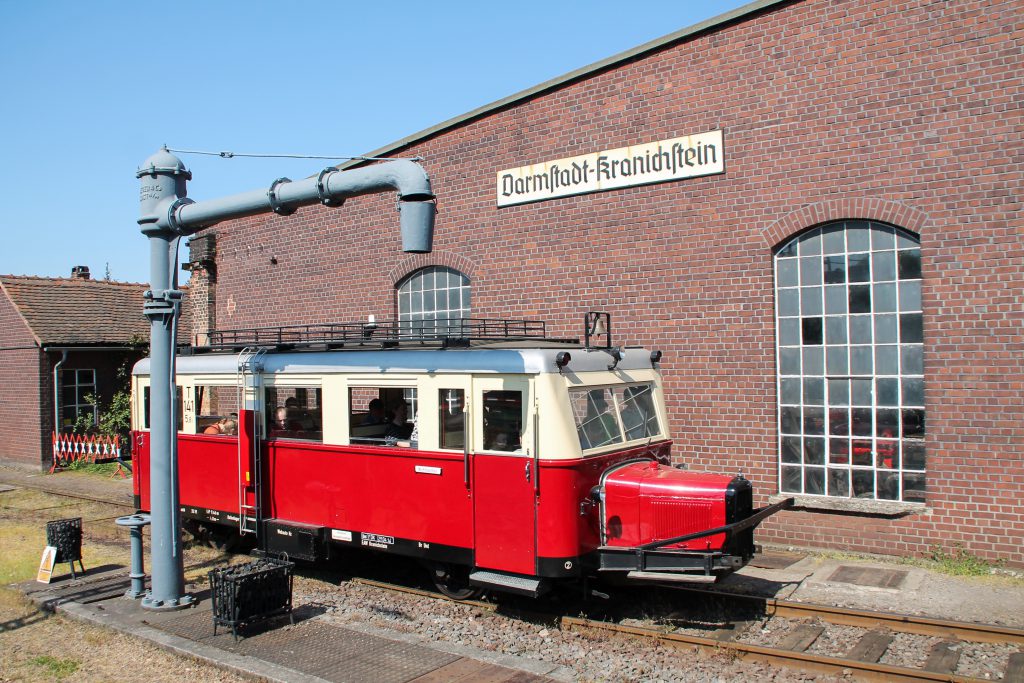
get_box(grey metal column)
[136,150,193,609]
[137,147,435,611]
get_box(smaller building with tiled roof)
[0,267,189,469]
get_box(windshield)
[570,383,661,452]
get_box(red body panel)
[264,441,472,548]
[178,435,243,515]
[473,454,536,574]
[603,461,734,551]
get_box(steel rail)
[662,585,1024,645]
[0,478,135,509]
[560,616,994,683]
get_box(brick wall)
[0,289,43,467]
[196,0,1023,563]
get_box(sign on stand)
[37,545,57,583]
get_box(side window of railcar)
[195,385,239,436]
[265,386,323,442]
[613,384,661,440]
[439,389,465,450]
[348,387,419,448]
[142,386,184,431]
[571,387,623,451]
[481,390,522,452]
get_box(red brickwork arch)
[761,198,930,248]
[388,251,477,286]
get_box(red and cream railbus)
[131,314,789,597]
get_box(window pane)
[776,259,797,287]
[781,466,802,493]
[852,439,873,466]
[802,318,823,345]
[781,406,801,434]
[803,377,824,405]
[779,318,800,346]
[439,389,465,450]
[903,472,926,502]
[850,316,873,344]
[800,257,822,286]
[616,384,661,440]
[902,378,924,406]
[847,253,871,282]
[875,314,898,343]
[829,408,849,435]
[778,289,799,317]
[873,283,896,313]
[803,348,824,376]
[572,388,620,451]
[803,406,825,434]
[823,256,846,284]
[876,378,899,406]
[898,249,922,279]
[826,317,847,344]
[267,386,323,443]
[485,390,524,451]
[900,313,923,343]
[804,437,825,465]
[853,469,874,497]
[850,346,873,375]
[901,345,924,375]
[899,281,921,312]
[828,379,850,406]
[781,436,802,463]
[872,226,895,250]
[873,251,896,281]
[902,408,925,438]
[849,285,871,313]
[805,466,825,494]
[800,229,822,256]
[780,378,800,405]
[877,408,900,436]
[777,241,797,258]
[826,346,848,375]
[851,408,872,436]
[822,224,845,254]
[828,468,850,497]
[904,441,926,470]
[801,287,823,315]
[876,345,898,375]
[851,378,873,405]
[877,471,899,500]
[829,438,850,464]
[780,348,801,375]
[847,221,871,251]
[825,286,847,314]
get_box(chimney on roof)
[71,266,90,280]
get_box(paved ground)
[3,459,1023,682]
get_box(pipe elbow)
[325,159,434,203]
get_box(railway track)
[353,576,1024,682]
[10,481,1023,681]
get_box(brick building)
[0,269,188,469]
[185,0,1023,563]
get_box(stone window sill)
[768,493,929,517]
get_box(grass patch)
[60,460,125,477]
[28,655,79,680]
[926,544,1004,577]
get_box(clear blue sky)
[0,1,750,284]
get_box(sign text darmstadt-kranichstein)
[496,129,724,207]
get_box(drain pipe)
[52,349,69,441]
[137,148,435,611]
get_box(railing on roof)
[195,318,578,352]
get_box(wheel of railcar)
[428,562,482,600]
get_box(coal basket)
[208,558,294,640]
[46,517,85,578]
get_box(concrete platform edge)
[41,598,330,683]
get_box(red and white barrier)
[50,433,126,478]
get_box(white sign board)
[496,129,724,206]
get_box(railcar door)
[472,377,536,575]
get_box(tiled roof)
[0,275,191,346]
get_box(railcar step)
[469,570,548,597]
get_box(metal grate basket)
[208,558,294,640]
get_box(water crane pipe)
[136,147,435,610]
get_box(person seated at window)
[385,402,414,440]
[203,418,237,436]
[268,406,303,438]
[361,398,387,425]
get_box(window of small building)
[481,390,522,452]
[397,266,470,336]
[265,386,322,442]
[61,368,97,431]
[775,221,925,503]
[348,386,418,447]
[439,388,466,450]
[141,385,184,432]
[195,385,238,436]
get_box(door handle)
[524,461,531,482]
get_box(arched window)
[775,221,925,502]
[397,266,471,334]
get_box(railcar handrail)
[195,318,579,353]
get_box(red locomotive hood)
[603,460,736,497]
[600,460,742,550]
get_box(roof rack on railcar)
[189,317,585,354]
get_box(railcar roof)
[132,345,657,377]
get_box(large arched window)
[397,266,471,334]
[775,221,925,502]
